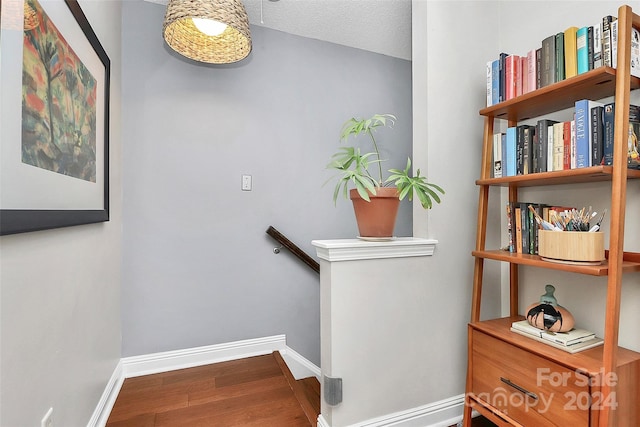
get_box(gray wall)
[121,1,413,364]
[0,1,123,426]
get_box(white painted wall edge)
[317,394,465,427]
[87,335,319,427]
[312,238,438,262]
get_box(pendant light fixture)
[163,0,252,64]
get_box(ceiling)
[147,0,412,60]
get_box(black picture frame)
[0,0,110,236]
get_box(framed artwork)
[0,0,110,235]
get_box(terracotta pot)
[349,187,400,238]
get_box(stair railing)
[266,226,320,274]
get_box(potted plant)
[326,113,444,238]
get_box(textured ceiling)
[148,0,412,60]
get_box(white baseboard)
[281,345,321,380]
[121,335,288,378]
[89,335,320,426]
[86,361,124,427]
[318,394,465,427]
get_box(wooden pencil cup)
[538,230,605,264]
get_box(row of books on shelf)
[492,100,640,178]
[486,14,640,107]
[506,202,579,255]
[511,320,603,354]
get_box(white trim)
[318,394,465,427]
[318,414,331,427]
[312,238,437,262]
[89,335,321,426]
[86,361,124,427]
[121,335,286,378]
[281,346,321,380]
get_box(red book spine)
[563,121,572,169]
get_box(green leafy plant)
[327,114,444,209]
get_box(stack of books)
[485,14,640,108]
[510,320,603,354]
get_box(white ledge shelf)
[312,237,438,262]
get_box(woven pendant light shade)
[163,0,252,64]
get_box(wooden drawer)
[471,329,593,426]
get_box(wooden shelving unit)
[464,5,640,427]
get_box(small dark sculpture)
[525,284,575,332]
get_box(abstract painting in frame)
[0,0,110,235]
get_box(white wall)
[411,0,503,404]
[0,1,122,426]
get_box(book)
[612,26,640,75]
[491,59,500,106]
[575,99,604,168]
[506,203,514,253]
[552,122,564,171]
[602,15,616,67]
[519,56,526,96]
[547,123,555,172]
[501,133,507,175]
[541,35,556,87]
[522,125,534,175]
[593,22,603,69]
[555,32,565,82]
[576,26,589,74]
[515,205,523,254]
[632,27,640,78]
[493,133,503,177]
[570,119,576,169]
[612,20,618,69]
[536,119,558,172]
[627,105,640,169]
[511,320,596,346]
[505,55,520,100]
[532,125,540,173]
[587,26,594,70]
[520,203,529,253]
[486,61,493,107]
[564,26,578,78]
[563,121,571,170]
[505,127,517,176]
[602,103,640,168]
[591,105,604,166]
[603,102,615,165]
[510,326,604,354]
[516,125,524,174]
[499,52,509,102]
[535,48,542,90]
[526,49,536,94]
[516,125,534,175]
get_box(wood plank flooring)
[106,350,491,427]
[106,352,319,426]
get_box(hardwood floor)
[106,352,319,426]
[106,350,490,427]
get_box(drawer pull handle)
[500,377,538,400]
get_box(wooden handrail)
[266,226,320,274]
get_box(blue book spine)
[577,27,589,74]
[501,133,507,175]
[575,99,590,167]
[491,59,500,106]
[506,127,517,176]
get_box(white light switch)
[242,175,252,191]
